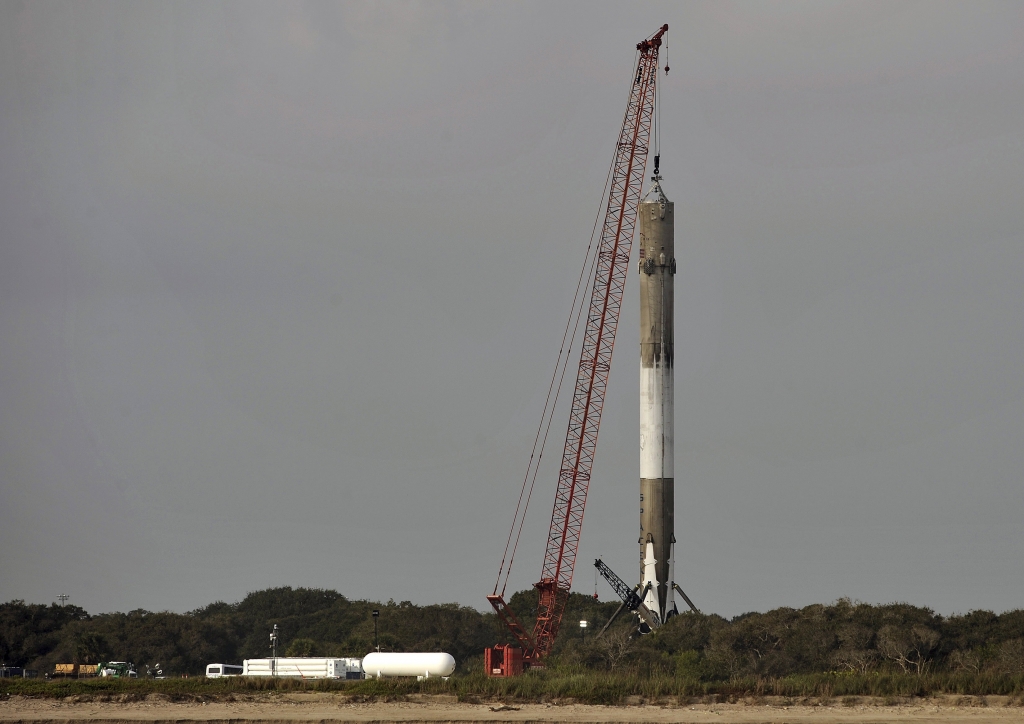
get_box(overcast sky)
[2,1,1023,618]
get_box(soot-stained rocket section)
[638,175,676,622]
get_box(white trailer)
[242,657,362,679]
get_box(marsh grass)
[3,670,1023,705]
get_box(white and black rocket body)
[638,177,676,623]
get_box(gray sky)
[2,1,1023,618]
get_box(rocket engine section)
[638,178,676,624]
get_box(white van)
[205,663,243,678]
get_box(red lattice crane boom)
[486,24,667,674]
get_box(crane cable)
[502,232,600,597]
[494,149,614,598]
[494,50,643,597]
[501,45,645,596]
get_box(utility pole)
[269,624,278,675]
[372,610,380,652]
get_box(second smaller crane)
[593,558,660,636]
[594,557,700,638]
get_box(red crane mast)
[486,24,667,674]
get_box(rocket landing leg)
[665,540,678,619]
[641,541,662,623]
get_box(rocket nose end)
[642,176,670,205]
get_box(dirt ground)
[2,693,1023,724]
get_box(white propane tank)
[361,652,455,679]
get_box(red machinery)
[486,24,668,676]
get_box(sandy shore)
[2,693,1023,724]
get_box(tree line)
[1,588,1022,678]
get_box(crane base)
[484,644,523,677]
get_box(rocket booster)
[638,176,676,623]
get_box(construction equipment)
[486,24,668,674]
[593,558,660,636]
[97,661,137,678]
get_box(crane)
[485,24,668,676]
[594,558,660,636]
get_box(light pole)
[269,624,278,675]
[372,610,380,652]
[57,594,70,607]
[580,619,588,645]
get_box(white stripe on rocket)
[639,366,673,480]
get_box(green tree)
[72,631,107,664]
[877,624,940,674]
[285,638,317,657]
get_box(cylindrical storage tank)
[362,652,455,679]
